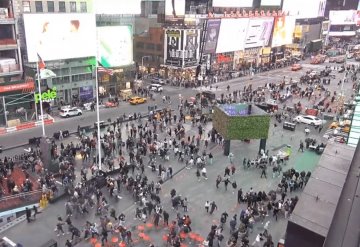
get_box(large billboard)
[97,26,133,68]
[212,0,253,7]
[164,29,183,67]
[165,0,185,19]
[244,18,274,49]
[282,0,326,18]
[329,10,357,25]
[261,0,281,5]
[94,0,141,14]
[183,29,200,67]
[271,16,296,47]
[24,14,96,62]
[203,19,221,54]
[216,18,249,53]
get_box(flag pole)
[95,30,102,170]
[36,58,46,137]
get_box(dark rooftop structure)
[285,142,360,247]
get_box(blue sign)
[80,86,93,101]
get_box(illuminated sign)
[35,87,57,104]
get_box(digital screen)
[203,19,221,54]
[24,14,96,62]
[282,0,326,18]
[97,26,133,68]
[94,0,141,14]
[329,10,357,25]
[244,18,274,48]
[216,18,249,53]
[261,0,281,6]
[212,0,253,8]
[165,0,185,19]
[271,16,296,47]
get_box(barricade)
[16,122,36,131]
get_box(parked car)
[293,115,323,126]
[291,64,302,71]
[128,96,147,105]
[148,84,163,92]
[335,56,345,63]
[59,107,82,118]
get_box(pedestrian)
[231,181,237,194]
[261,165,267,178]
[230,164,236,175]
[237,188,243,203]
[318,125,323,133]
[205,201,210,213]
[298,141,304,152]
[163,210,169,226]
[196,169,201,181]
[209,201,217,214]
[55,217,65,236]
[25,207,32,223]
[208,152,213,165]
[201,167,208,180]
[182,198,188,212]
[216,175,222,189]
[101,227,108,245]
[32,205,39,219]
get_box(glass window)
[151,1,159,14]
[70,1,76,12]
[47,1,54,12]
[80,2,87,12]
[59,1,66,12]
[23,1,31,12]
[35,1,43,12]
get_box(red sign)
[0,78,35,94]
[217,54,232,63]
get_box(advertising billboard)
[329,10,357,25]
[164,29,183,67]
[216,18,249,53]
[94,0,141,14]
[24,14,96,62]
[80,86,93,101]
[165,0,185,19]
[203,19,221,54]
[282,0,326,18]
[212,0,253,7]
[261,0,281,5]
[97,26,133,68]
[271,16,296,47]
[244,18,274,49]
[183,29,200,67]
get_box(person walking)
[101,227,108,245]
[55,217,65,236]
[201,167,208,180]
[205,201,210,213]
[163,210,169,226]
[25,207,32,223]
[210,201,218,214]
[216,175,222,189]
[298,140,304,152]
[32,205,39,219]
[261,165,267,179]
[182,198,188,212]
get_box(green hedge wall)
[213,106,270,140]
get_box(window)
[151,1,159,14]
[23,1,31,12]
[80,2,87,12]
[59,1,65,12]
[70,1,76,12]
[35,1,43,12]
[136,42,144,49]
[47,1,54,12]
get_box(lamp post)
[95,64,102,170]
[36,62,47,137]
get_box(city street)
[0,60,356,247]
[0,61,351,151]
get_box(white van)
[148,84,163,92]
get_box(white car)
[59,107,82,118]
[293,115,322,126]
[148,84,163,92]
[151,78,166,85]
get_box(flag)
[97,66,114,76]
[37,53,56,79]
[37,54,46,70]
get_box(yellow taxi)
[128,96,147,105]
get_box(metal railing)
[0,189,42,212]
